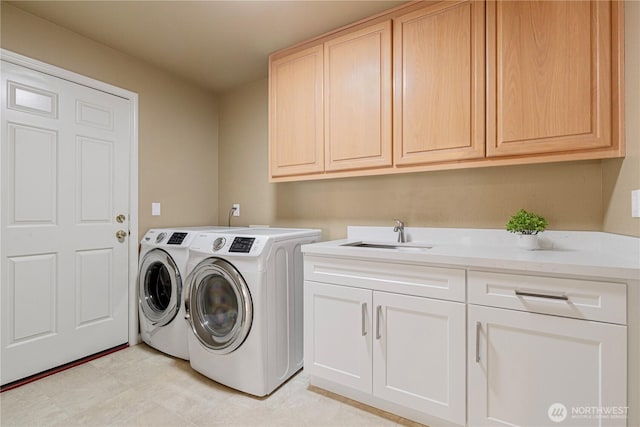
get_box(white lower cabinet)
[304,280,466,425]
[468,304,627,427]
[303,257,630,427]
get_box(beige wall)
[1,4,221,236]
[603,0,640,237]
[219,1,640,240]
[3,2,637,242]
[220,79,607,240]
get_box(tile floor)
[0,343,426,426]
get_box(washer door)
[138,249,181,328]
[185,258,252,355]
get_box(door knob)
[116,230,127,242]
[116,214,126,223]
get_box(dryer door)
[185,258,252,355]
[138,249,181,328]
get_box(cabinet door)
[487,0,620,157]
[324,21,392,172]
[468,305,627,427]
[394,0,485,165]
[373,292,466,425]
[269,44,324,178]
[304,282,372,393]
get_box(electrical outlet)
[233,203,240,217]
[632,190,640,218]
[152,202,161,216]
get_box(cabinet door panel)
[269,44,324,177]
[304,282,372,393]
[468,304,627,427]
[325,21,392,172]
[394,0,485,165]
[373,292,466,425]
[487,0,615,157]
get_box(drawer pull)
[361,302,367,336]
[475,321,481,363]
[515,290,569,301]
[376,305,382,340]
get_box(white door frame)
[0,49,140,346]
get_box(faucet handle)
[393,219,406,243]
[393,219,405,229]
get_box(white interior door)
[1,60,131,385]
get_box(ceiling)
[8,0,405,93]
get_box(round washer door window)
[138,249,181,326]
[186,258,252,354]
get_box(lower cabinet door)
[304,281,373,393]
[373,291,466,425]
[468,304,627,427]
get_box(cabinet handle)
[376,305,382,340]
[475,321,481,363]
[515,290,569,301]
[361,302,367,336]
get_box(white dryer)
[184,228,321,396]
[137,227,244,359]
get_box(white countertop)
[301,227,640,281]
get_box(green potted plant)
[506,209,548,250]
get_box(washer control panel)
[229,237,256,253]
[167,232,188,245]
[142,229,194,247]
[190,233,267,256]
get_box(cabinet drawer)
[468,271,626,324]
[304,256,465,302]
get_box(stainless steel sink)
[341,241,432,252]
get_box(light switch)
[152,202,161,216]
[632,190,640,218]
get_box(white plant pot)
[516,234,542,250]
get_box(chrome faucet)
[393,219,406,243]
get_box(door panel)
[394,0,485,165]
[487,0,614,156]
[7,123,58,224]
[77,137,113,222]
[76,100,114,130]
[324,20,392,172]
[373,292,466,425]
[269,44,324,177]
[1,60,131,385]
[468,304,627,427]
[7,254,57,343]
[76,249,113,326]
[304,281,373,393]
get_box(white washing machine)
[138,226,245,360]
[184,227,321,396]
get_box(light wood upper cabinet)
[269,44,324,178]
[268,0,624,182]
[394,1,485,165]
[487,0,623,158]
[324,21,392,172]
